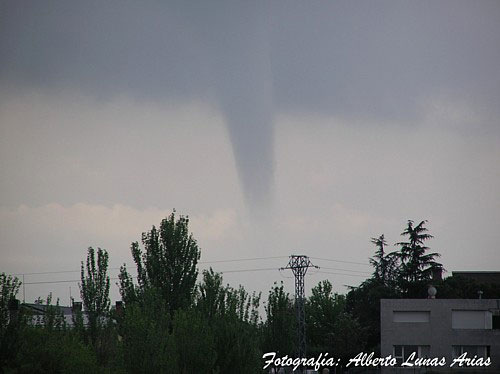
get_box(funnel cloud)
[1,0,500,302]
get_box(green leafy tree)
[16,327,99,374]
[438,275,500,299]
[395,220,442,294]
[33,294,67,331]
[120,288,177,374]
[262,282,296,359]
[0,273,22,369]
[332,312,367,366]
[5,293,99,374]
[79,247,111,364]
[173,309,216,374]
[369,234,399,286]
[306,280,345,356]
[345,278,399,353]
[0,273,21,331]
[119,211,201,315]
[196,268,226,320]
[196,269,262,373]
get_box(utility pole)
[281,255,319,372]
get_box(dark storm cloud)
[1,0,500,203]
[269,1,500,122]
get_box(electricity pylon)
[281,255,319,371]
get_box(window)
[452,310,491,329]
[393,345,430,366]
[393,311,430,323]
[452,346,490,359]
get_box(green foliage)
[79,247,112,366]
[196,268,226,320]
[13,327,99,374]
[2,294,100,374]
[0,273,23,368]
[195,269,262,374]
[438,275,500,299]
[331,312,367,365]
[262,281,296,358]
[0,274,24,371]
[395,220,442,293]
[119,289,177,374]
[0,273,21,331]
[369,234,399,287]
[172,309,216,373]
[119,211,201,316]
[306,280,345,356]
[80,247,111,315]
[345,278,400,353]
[32,294,67,331]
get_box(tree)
[345,278,399,353]
[79,247,111,358]
[173,309,216,374]
[16,324,99,374]
[196,268,226,321]
[306,280,345,357]
[120,288,177,374]
[395,220,442,294]
[0,273,22,369]
[119,211,201,315]
[196,269,262,373]
[262,282,296,359]
[438,275,500,299]
[14,293,100,374]
[0,273,21,331]
[332,312,367,367]
[33,293,67,331]
[369,234,399,286]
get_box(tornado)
[203,0,275,209]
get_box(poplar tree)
[119,211,201,315]
[80,247,111,346]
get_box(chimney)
[432,267,443,281]
[72,301,82,313]
[8,298,20,324]
[115,301,123,316]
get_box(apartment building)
[380,298,500,373]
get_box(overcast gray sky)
[1,1,499,304]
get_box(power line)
[14,267,370,284]
[20,267,369,283]
[23,279,80,285]
[318,266,371,275]
[13,267,124,277]
[200,256,287,264]
[278,268,294,279]
[10,256,290,277]
[310,256,371,267]
[313,270,367,278]
[219,267,278,274]
[23,277,126,285]
[12,256,372,286]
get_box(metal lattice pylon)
[281,255,318,371]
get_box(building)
[380,298,500,373]
[18,300,122,327]
[22,300,88,327]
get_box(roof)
[22,303,89,327]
